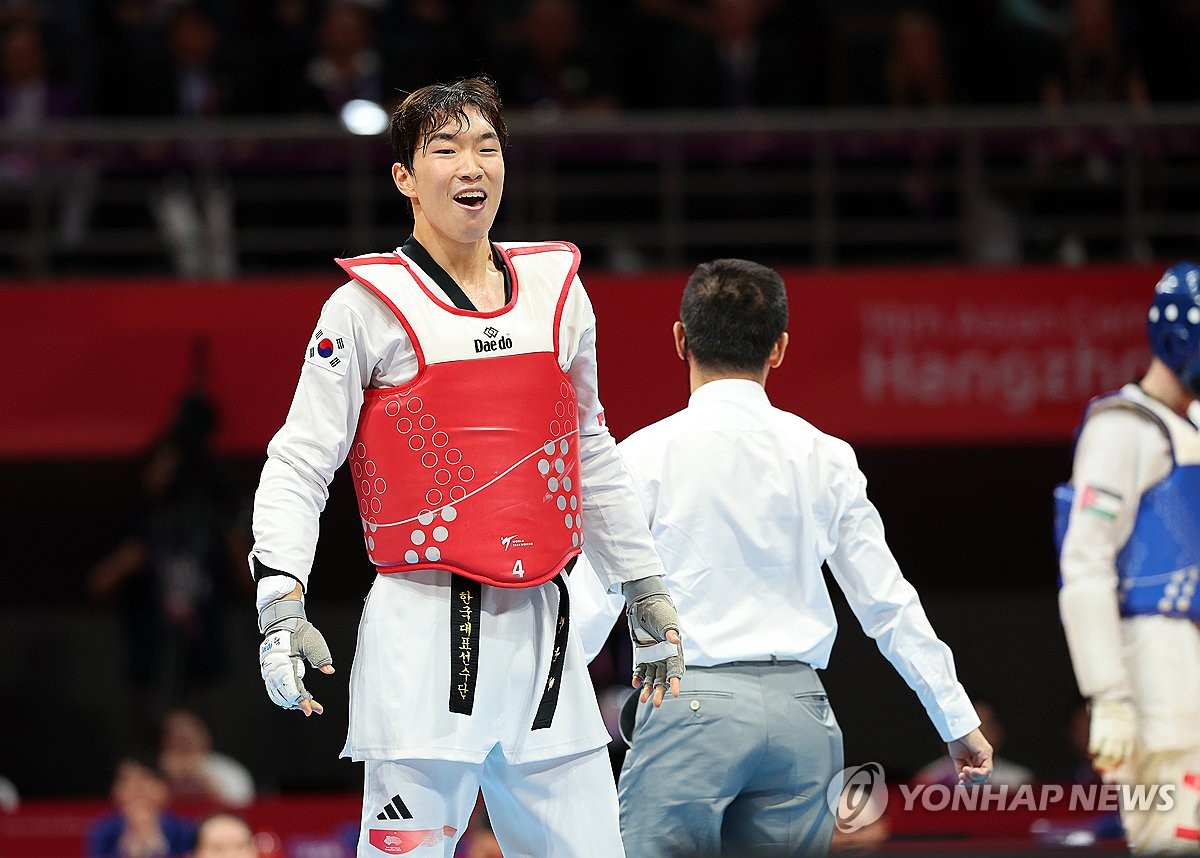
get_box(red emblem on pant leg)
[368,826,457,854]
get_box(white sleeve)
[823,441,979,743]
[250,295,377,590]
[1058,409,1170,699]
[560,278,666,592]
[568,553,628,662]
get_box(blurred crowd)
[3,0,1198,126]
[0,0,1193,275]
[2,0,1197,276]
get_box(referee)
[571,258,993,856]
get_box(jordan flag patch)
[1079,485,1122,520]
[305,325,351,376]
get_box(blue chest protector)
[1054,394,1200,620]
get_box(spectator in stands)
[603,0,695,109]
[1043,0,1148,109]
[164,7,238,119]
[376,1,484,97]
[25,0,93,105]
[87,758,197,858]
[0,19,82,165]
[885,9,950,110]
[191,812,258,858]
[656,0,807,108]
[246,0,318,114]
[94,0,167,116]
[884,9,953,216]
[144,5,239,277]
[158,709,255,809]
[494,0,618,114]
[1031,0,1151,262]
[0,19,94,264]
[300,3,382,114]
[912,698,1034,787]
[87,379,239,727]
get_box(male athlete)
[1058,261,1200,853]
[249,76,683,857]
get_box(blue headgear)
[1147,261,1200,396]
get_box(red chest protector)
[337,243,584,588]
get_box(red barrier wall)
[0,788,1125,857]
[0,795,363,858]
[2,265,1156,459]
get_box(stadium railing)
[2,105,1199,276]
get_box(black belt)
[531,574,570,730]
[448,575,483,716]
[447,559,575,730]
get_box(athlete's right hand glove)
[622,575,684,708]
[258,597,335,716]
[1088,695,1137,772]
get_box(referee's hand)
[947,727,993,786]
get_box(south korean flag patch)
[305,325,352,376]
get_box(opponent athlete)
[1057,261,1200,853]
[571,258,993,856]
[248,76,683,857]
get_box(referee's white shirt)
[571,378,980,743]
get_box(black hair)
[389,75,508,171]
[680,258,788,373]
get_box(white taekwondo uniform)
[251,240,665,857]
[1060,383,1200,853]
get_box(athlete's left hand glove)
[258,596,335,716]
[622,575,684,707]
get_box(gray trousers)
[618,661,843,857]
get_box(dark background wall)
[0,440,1081,797]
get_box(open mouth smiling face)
[453,189,488,212]
[397,104,506,242]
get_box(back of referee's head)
[679,258,788,374]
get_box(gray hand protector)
[622,575,685,688]
[258,599,332,709]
